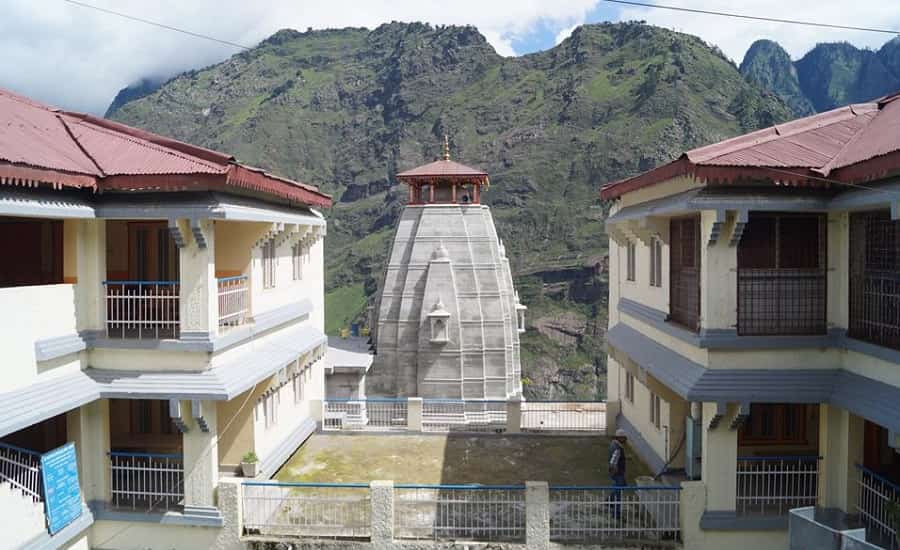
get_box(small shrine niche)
[428,298,451,344]
[515,291,527,333]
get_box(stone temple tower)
[367,138,526,399]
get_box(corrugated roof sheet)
[601,91,900,199]
[0,87,332,207]
[397,159,487,180]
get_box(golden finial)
[442,134,450,161]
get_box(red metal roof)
[397,158,489,185]
[601,91,900,200]
[0,87,331,207]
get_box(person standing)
[608,429,628,520]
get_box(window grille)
[262,237,277,288]
[849,210,900,350]
[737,213,826,335]
[669,216,700,331]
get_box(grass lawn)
[275,433,653,486]
[324,283,367,335]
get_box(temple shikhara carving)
[366,138,526,399]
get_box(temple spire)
[442,134,450,161]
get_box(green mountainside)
[741,37,900,114]
[109,21,791,399]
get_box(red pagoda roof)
[601,91,900,200]
[0,87,331,207]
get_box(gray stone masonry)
[368,204,524,399]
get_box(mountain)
[741,38,900,115]
[104,77,165,117]
[108,21,792,400]
[740,40,814,116]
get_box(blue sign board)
[41,442,82,535]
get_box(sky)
[2,0,899,115]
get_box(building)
[601,92,900,549]
[0,88,331,549]
[365,139,526,399]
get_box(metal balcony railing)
[736,456,820,515]
[737,269,827,336]
[108,451,184,511]
[0,442,43,503]
[323,399,408,431]
[217,275,249,328]
[103,281,180,339]
[855,464,900,548]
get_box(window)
[739,404,807,445]
[0,218,63,287]
[669,216,700,331]
[292,242,304,281]
[649,237,662,287]
[626,241,636,282]
[737,213,826,335]
[650,392,661,429]
[625,372,634,403]
[849,210,900,350]
[262,237,277,289]
[292,370,304,404]
[261,391,279,429]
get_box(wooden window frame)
[669,215,701,332]
[649,237,663,287]
[738,403,807,446]
[650,392,661,429]
[626,241,636,282]
[625,372,635,403]
[849,210,900,350]
[262,237,277,289]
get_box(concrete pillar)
[215,479,243,550]
[309,399,323,423]
[506,395,522,434]
[66,399,110,506]
[369,480,394,549]
[178,219,217,341]
[183,400,218,511]
[818,404,864,512]
[525,481,550,550]
[679,480,706,549]
[701,402,737,513]
[407,397,423,431]
[76,219,106,332]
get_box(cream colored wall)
[249,224,324,328]
[619,176,702,208]
[616,231,670,314]
[827,211,850,328]
[89,348,208,371]
[700,210,737,331]
[617,358,687,468]
[681,481,788,550]
[216,385,264,469]
[0,283,83,393]
[251,354,324,463]
[214,220,268,278]
[620,311,709,365]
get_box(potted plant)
[241,451,259,478]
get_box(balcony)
[217,275,249,329]
[103,281,180,339]
[736,456,820,516]
[737,268,827,336]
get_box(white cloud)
[554,23,581,45]
[612,0,900,64]
[2,1,897,116]
[0,0,597,114]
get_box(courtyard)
[275,433,653,485]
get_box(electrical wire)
[62,0,253,50]
[604,0,900,35]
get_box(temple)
[365,138,525,399]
